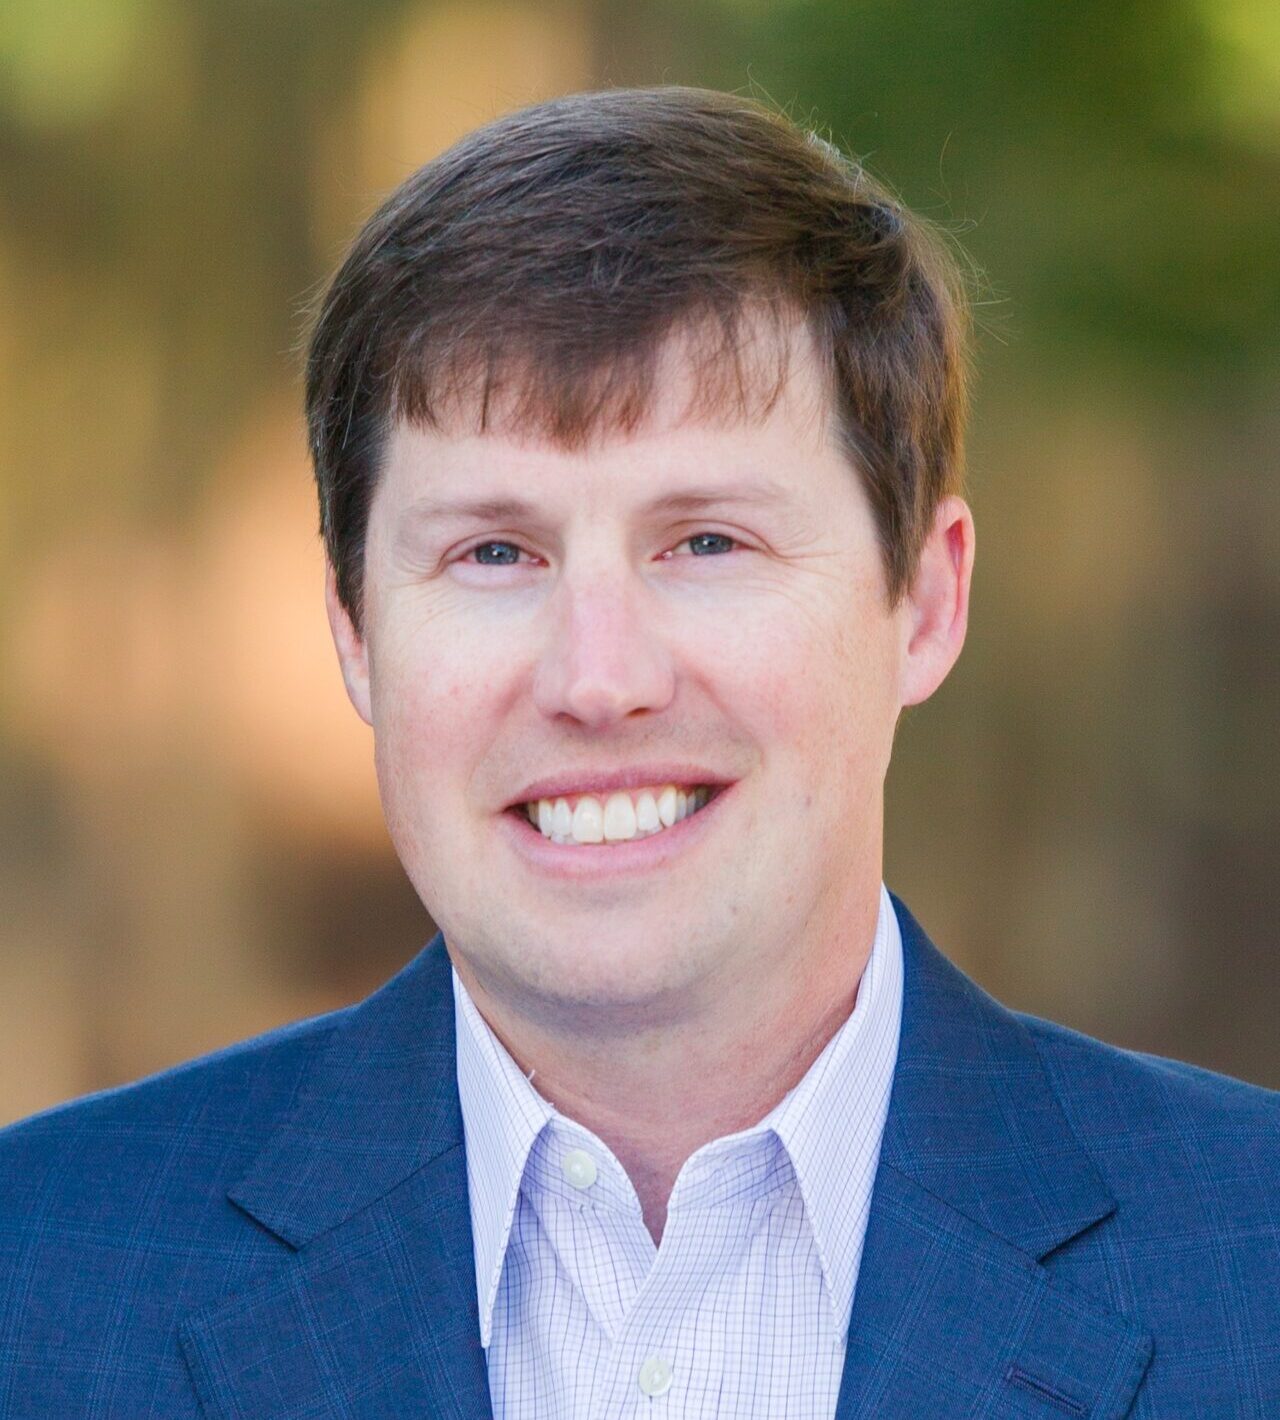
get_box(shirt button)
[637,1355,673,1397]
[561,1148,598,1189]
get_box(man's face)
[330,328,914,1033]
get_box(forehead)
[379,312,837,515]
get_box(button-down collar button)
[638,1355,673,1396]
[561,1148,598,1190]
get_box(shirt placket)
[591,1143,779,1417]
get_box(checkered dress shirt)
[453,884,903,1419]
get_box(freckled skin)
[325,321,973,1236]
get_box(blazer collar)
[831,896,1152,1419]
[879,892,1115,1257]
[182,935,495,1420]
[225,932,463,1247]
[182,899,1152,1418]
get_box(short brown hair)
[305,86,970,633]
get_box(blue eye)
[471,541,523,565]
[684,533,737,556]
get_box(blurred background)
[1,0,1277,1124]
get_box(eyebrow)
[400,480,794,528]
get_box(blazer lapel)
[835,897,1153,1419]
[178,934,494,1420]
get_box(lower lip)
[497,785,734,880]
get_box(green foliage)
[690,0,1280,377]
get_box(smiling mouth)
[507,783,724,846]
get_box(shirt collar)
[453,969,553,1348]
[759,881,903,1337]
[453,883,904,1346]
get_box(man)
[1,87,1277,1418]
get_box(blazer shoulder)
[1015,1007,1280,1221]
[0,1001,351,1208]
[1017,1007,1280,1122]
[1006,1008,1280,1410]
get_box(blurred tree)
[679,0,1280,376]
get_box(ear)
[324,562,373,726]
[898,494,975,708]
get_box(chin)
[477,917,716,1023]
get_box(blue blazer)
[1,896,1277,1417]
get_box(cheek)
[368,628,492,811]
[708,591,897,781]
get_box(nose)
[531,562,676,729]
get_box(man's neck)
[454,897,880,1246]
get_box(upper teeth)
[524,784,713,844]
